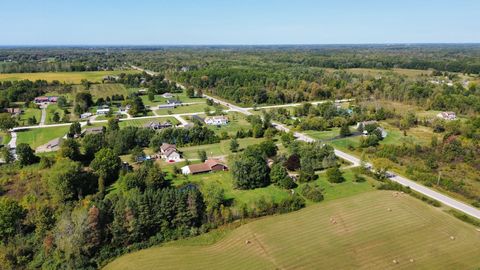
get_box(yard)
[16,126,70,148]
[155,103,222,115]
[118,117,180,128]
[179,137,268,160]
[141,92,205,106]
[17,107,42,126]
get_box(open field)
[0,70,138,83]
[141,92,204,106]
[88,83,129,99]
[155,103,219,115]
[344,68,432,77]
[104,190,480,270]
[45,104,66,124]
[118,117,179,128]
[16,126,69,148]
[179,137,268,160]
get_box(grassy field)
[89,83,129,99]
[155,103,221,115]
[118,117,180,128]
[0,132,11,145]
[141,92,204,106]
[104,190,480,270]
[0,70,138,84]
[179,137,267,160]
[205,112,252,136]
[16,126,69,148]
[304,128,342,141]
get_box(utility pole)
[437,171,441,186]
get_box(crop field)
[0,70,138,83]
[16,126,70,148]
[104,190,480,270]
[118,117,179,128]
[72,83,129,99]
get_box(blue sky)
[1,0,479,45]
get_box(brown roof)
[84,126,104,135]
[187,163,212,174]
[164,148,179,158]
[204,159,226,169]
[160,143,176,152]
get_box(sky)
[1,0,479,45]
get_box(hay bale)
[450,236,455,240]
[409,259,414,263]
[245,240,251,244]
[387,208,392,212]
[392,259,398,264]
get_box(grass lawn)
[141,92,204,106]
[155,103,217,115]
[179,137,268,160]
[303,128,342,141]
[104,190,480,270]
[45,104,66,124]
[118,117,179,128]
[16,126,70,148]
[17,108,42,126]
[0,70,138,84]
[205,112,252,136]
[0,132,11,145]
[173,171,291,209]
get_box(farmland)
[104,191,480,270]
[0,70,138,84]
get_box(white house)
[161,93,174,99]
[160,143,181,162]
[204,116,229,125]
[437,111,456,120]
[96,108,111,115]
[80,112,93,119]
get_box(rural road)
[15,66,479,219]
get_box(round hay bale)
[387,208,392,212]
[409,259,414,263]
[245,240,251,244]
[450,236,455,240]
[392,259,398,264]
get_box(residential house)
[181,159,228,175]
[161,93,174,99]
[80,112,93,119]
[82,126,105,136]
[204,116,229,126]
[166,99,182,105]
[96,107,111,115]
[158,104,176,109]
[356,120,378,129]
[138,89,148,94]
[437,111,457,121]
[160,143,181,162]
[5,108,22,116]
[143,121,173,130]
[34,96,57,104]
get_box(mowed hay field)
[0,70,137,84]
[104,191,480,270]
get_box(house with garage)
[181,159,228,175]
[167,99,182,106]
[204,115,229,125]
[143,121,173,130]
[436,111,457,121]
[160,143,181,162]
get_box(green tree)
[45,158,91,203]
[16,143,39,166]
[231,153,270,189]
[58,138,81,161]
[229,138,239,152]
[0,198,26,243]
[270,163,288,183]
[326,166,345,183]
[27,115,37,125]
[339,124,351,137]
[198,150,207,162]
[108,117,119,131]
[148,91,155,102]
[90,148,121,192]
[0,147,14,164]
[186,88,195,98]
[69,121,81,137]
[52,111,60,123]
[0,113,17,130]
